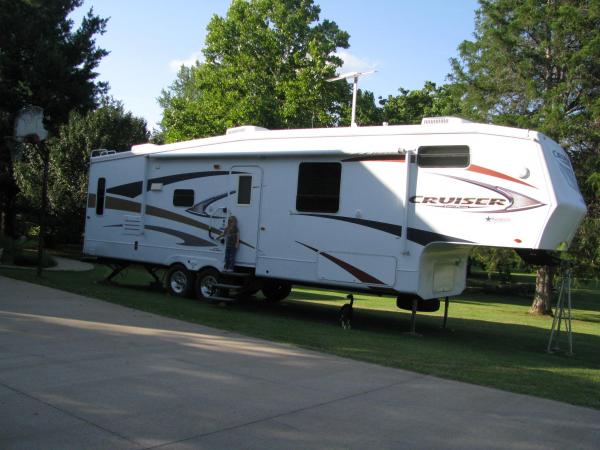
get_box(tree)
[0,0,108,237]
[338,89,382,127]
[159,0,350,142]
[380,82,463,125]
[471,247,527,281]
[451,0,600,314]
[15,99,148,244]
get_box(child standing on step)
[224,216,240,271]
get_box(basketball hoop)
[12,105,51,277]
[14,106,48,143]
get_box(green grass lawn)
[1,263,599,410]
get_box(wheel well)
[196,265,220,274]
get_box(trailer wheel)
[195,268,220,300]
[166,264,194,298]
[261,281,291,303]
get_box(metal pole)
[443,296,449,329]
[410,298,417,334]
[36,140,49,277]
[351,76,358,127]
[566,268,573,356]
[400,150,413,255]
[546,275,563,353]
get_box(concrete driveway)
[1,275,599,449]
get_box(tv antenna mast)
[327,70,376,127]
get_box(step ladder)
[208,270,255,303]
[546,263,574,356]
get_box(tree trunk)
[0,146,19,239]
[530,265,555,315]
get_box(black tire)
[195,267,220,300]
[166,264,195,298]
[261,281,292,303]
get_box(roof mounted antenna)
[327,70,376,127]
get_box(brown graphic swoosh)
[105,196,141,213]
[104,196,254,249]
[296,241,384,285]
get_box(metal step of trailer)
[220,270,252,278]
[206,269,258,303]
[212,283,244,290]
[208,296,237,303]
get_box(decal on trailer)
[296,241,385,285]
[412,175,545,213]
[295,213,471,245]
[187,191,235,218]
[106,171,244,199]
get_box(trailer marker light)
[514,239,522,243]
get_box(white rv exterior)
[83,117,586,301]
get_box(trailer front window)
[417,145,470,168]
[296,162,341,213]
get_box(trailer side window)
[296,162,341,213]
[173,189,195,207]
[96,177,106,215]
[237,175,252,205]
[417,146,470,168]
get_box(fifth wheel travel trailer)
[83,117,586,316]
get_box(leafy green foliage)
[337,89,383,126]
[0,0,108,237]
[451,0,600,284]
[470,247,528,281]
[53,100,148,243]
[159,0,351,141]
[380,81,463,124]
[15,99,148,244]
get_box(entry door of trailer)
[228,166,263,266]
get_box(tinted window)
[96,177,105,215]
[237,175,252,205]
[296,162,341,213]
[418,146,470,168]
[173,189,195,207]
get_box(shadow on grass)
[288,289,347,302]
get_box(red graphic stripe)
[320,252,384,285]
[296,241,384,285]
[467,165,535,188]
[343,155,408,163]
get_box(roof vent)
[91,148,117,157]
[421,116,472,125]
[226,125,269,135]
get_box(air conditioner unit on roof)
[226,125,269,135]
[421,116,472,125]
